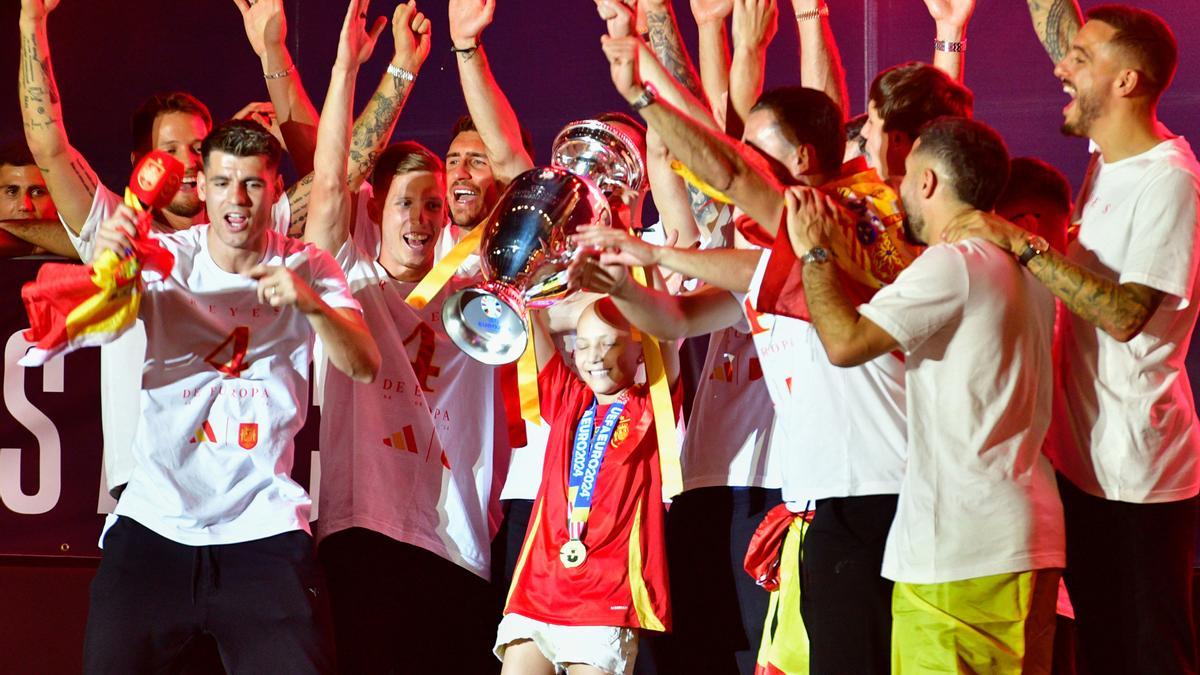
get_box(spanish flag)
[18,151,182,367]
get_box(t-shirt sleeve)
[538,351,583,422]
[857,244,968,354]
[63,183,121,263]
[303,244,361,313]
[272,191,293,235]
[1119,167,1200,308]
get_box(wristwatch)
[630,82,659,111]
[1017,234,1049,266]
[801,246,832,265]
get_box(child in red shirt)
[496,298,680,675]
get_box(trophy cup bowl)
[442,119,646,365]
[551,119,647,197]
[441,167,612,364]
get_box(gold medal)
[559,540,588,568]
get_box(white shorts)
[493,613,639,675]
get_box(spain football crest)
[238,423,259,450]
[613,415,631,446]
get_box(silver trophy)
[442,120,646,365]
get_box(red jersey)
[504,354,672,631]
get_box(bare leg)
[501,640,556,675]
[565,664,609,675]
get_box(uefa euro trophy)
[441,119,646,365]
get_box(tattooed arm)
[643,0,707,103]
[18,0,102,236]
[1025,0,1082,64]
[941,210,1163,342]
[287,2,431,237]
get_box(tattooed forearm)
[1028,248,1159,340]
[69,159,97,199]
[1026,0,1082,63]
[645,10,706,102]
[347,80,409,183]
[287,173,315,237]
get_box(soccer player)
[950,5,1200,672]
[78,7,382,667]
[793,116,1065,672]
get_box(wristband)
[263,64,295,80]
[934,38,967,53]
[795,6,829,21]
[451,40,480,58]
[386,64,416,83]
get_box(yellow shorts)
[892,568,1061,674]
[755,516,810,675]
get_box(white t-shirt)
[738,251,907,508]
[1051,137,1200,503]
[109,227,359,546]
[860,239,1065,584]
[316,240,507,579]
[66,182,293,493]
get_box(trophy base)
[441,284,529,365]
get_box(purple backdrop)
[1,0,1197,190]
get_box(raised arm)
[729,0,777,131]
[18,0,102,235]
[286,1,431,237]
[602,34,786,236]
[647,130,701,248]
[791,0,849,117]
[234,0,320,176]
[1025,0,1082,64]
[642,0,707,103]
[597,1,720,130]
[302,0,386,254]
[690,0,734,124]
[923,0,975,83]
[448,0,533,186]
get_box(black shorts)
[83,517,335,675]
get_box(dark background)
[0,1,1198,673]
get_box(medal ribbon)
[566,396,627,541]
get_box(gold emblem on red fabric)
[613,415,630,445]
[238,423,258,450]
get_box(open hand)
[571,225,663,268]
[784,186,837,255]
[233,0,286,59]
[732,0,778,51]
[922,0,975,29]
[448,0,495,49]
[335,0,389,70]
[940,210,1024,254]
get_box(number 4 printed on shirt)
[402,323,440,393]
[205,326,251,377]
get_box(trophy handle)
[441,282,530,365]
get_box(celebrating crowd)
[8,0,1200,673]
